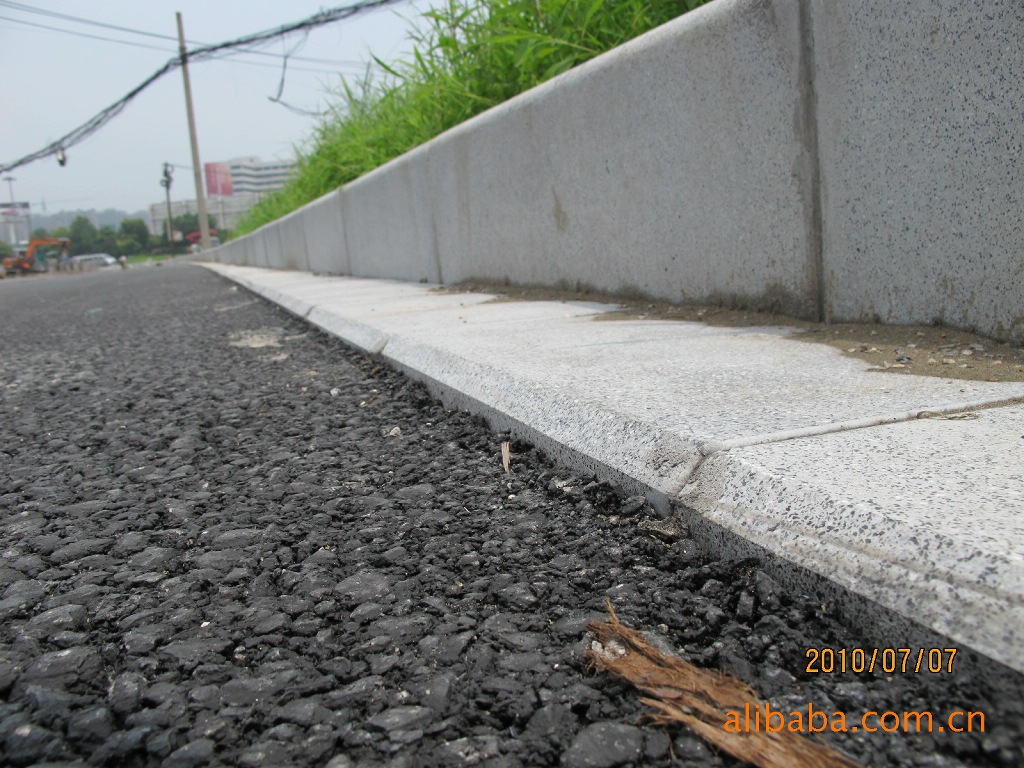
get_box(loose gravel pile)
[1,265,1021,768]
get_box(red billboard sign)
[204,162,233,196]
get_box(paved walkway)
[205,264,1024,674]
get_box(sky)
[0,0,435,218]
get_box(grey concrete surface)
[204,264,1024,673]
[813,0,1024,339]
[218,232,242,266]
[207,0,815,314]
[343,146,440,284]
[427,0,812,315]
[211,237,237,265]
[250,226,273,270]
[301,189,348,275]
[225,240,243,265]
[278,210,310,273]
[206,0,1024,341]
[680,407,1024,672]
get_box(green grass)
[236,0,706,235]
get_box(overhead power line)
[0,15,182,54]
[0,0,405,174]
[0,14,362,74]
[0,0,368,67]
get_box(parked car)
[71,253,118,270]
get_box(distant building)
[148,157,294,237]
[148,193,262,237]
[1,202,31,245]
[218,157,294,195]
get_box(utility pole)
[176,12,212,251]
[3,176,16,245]
[161,163,174,245]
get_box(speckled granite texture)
[208,0,1024,340]
[812,0,1024,339]
[205,265,1024,674]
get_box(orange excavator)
[2,237,71,276]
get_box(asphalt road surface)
[0,265,1020,767]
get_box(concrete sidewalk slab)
[681,406,1024,670]
[204,264,1024,672]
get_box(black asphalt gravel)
[1,264,1021,768]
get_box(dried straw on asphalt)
[586,604,862,768]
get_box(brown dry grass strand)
[586,604,862,768]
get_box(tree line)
[19,213,221,257]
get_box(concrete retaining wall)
[343,148,441,284]
[208,0,1024,341]
[812,0,1024,340]
[301,190,348,275]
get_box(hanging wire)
[0,13,362,74]
[267,32,328,117]
[0,0,366,66]
[0,0,406,173]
